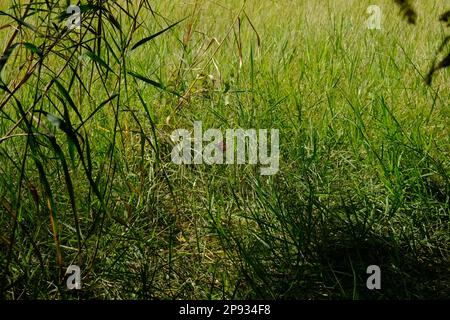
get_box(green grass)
[0,0,449,299]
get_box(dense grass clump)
[0,0,449,299]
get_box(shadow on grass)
[227,178,450,300]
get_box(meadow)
[0,0,449,299]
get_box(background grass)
[0,0,449,299]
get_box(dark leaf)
[394,0,417,25]
[85,50,115,74]
[439,10,450,27]
[127,70,180,96]
[131,18,186,51]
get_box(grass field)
[0,0,449,299]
